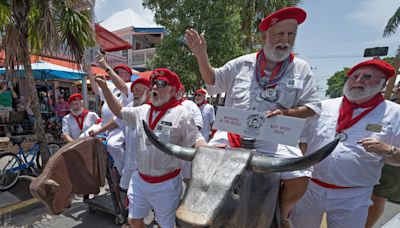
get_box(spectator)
[55,94,70,123]
[0,81,17,124]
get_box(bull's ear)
[250,138,339,172]
[142,120,196,161]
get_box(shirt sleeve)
[206,58,238,96]
[209,105,215,123]
[114,116,127,129]
[120,106,145,127]
[61,116,71,136]
[180,110,205,147]
[295,63,321,114]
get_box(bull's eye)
[232,183,241,198]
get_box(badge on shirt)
[365,123,382,133]
[287,79,303,89]
[160,121,172,126]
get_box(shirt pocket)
[276,82,298,109]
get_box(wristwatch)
[386,146,398,157]
[105,66,112,73]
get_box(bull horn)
[142,120,196,161]
[44,179,60,187]
[250,138,339,173]
[19,175,36,182]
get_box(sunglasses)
[348,73,385,81]
[151,80,169,88]
[195,93,203,97]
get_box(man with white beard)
[90,77,151,190]
[96,68,206,228]
[193,88,215,142]
[62,93,100,142]
[185,7,320,224]
[291,59,400,228]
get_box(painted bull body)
[143,121,339,227]
[29,137,107,214]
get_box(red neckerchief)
[149,98,181,130]
[255,49,294,88]
[71,109,89,131]
[336,94,384,133]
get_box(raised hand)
[95,75,108,89]
[185,29,208,59]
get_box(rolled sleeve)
[296,67,321,114]
[181,113,204,147]
[61,116,70,136]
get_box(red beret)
[194,88,207,95]
[259,7,306,31]
[113,64,133,76]
[130,77,150,91]
[150,68,181,91]
[68,93,83,104]
[347,59,396,80]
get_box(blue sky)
[95,0,400,97]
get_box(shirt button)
[252,107,256,110]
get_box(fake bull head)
[143,120,339,227]
[29,137,108,215]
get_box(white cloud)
[347,0,400,31]
[94,0,106,10]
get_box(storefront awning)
[95,24,132,52]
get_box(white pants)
[291,183,373,228]
[128,171,182,228]
[106,128,125,174]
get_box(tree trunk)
[13,0,50,165]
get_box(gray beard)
[343,82,384,101]
[70,108,83,116]
[133,93,148,106]
[263,43,292,62]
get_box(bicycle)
[0,136,62,191]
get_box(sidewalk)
[0,179,42,218]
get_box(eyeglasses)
[195,93,203,97]
[151,80,169,88]
[349,73,385,81]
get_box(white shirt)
[304,98,400,198]
[120,104,204,176]
[62,111,99,139]
[198,103,215,141]
[115,116,138,189]
[181,99,203,129]
[207,53,320,157]
[99,81,133,124]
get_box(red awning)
[95,24,132,52]
[133,71,152,80]
[0,50,5,67]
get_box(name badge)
[287,79,303,89]
[365,123,382,133]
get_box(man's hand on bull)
[95,75,108,89]
[357,138,392,156]
[266,109,289,118]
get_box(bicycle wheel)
[0,153,22,191]
[36,143,62,169]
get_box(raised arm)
[83,64,100,95]
[185,29,215,85]
[95,75,123,118]
[96,52,129,96]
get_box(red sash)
[71,109,89,131]
[139,169,181,183]
[311,178,356,189]
[336,94,384,133]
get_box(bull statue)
[27,137,108,214]
[142,120,339,228]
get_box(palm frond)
[0,0,11,30]
[383,7,400,37]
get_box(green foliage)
[326,68,349,98]
[144,0,244,93]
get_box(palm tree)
[0,0,95,165]
[383,6,400,99]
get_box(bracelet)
[385,146,398,157]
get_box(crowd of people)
[57,6,400,228]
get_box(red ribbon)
[256,49,294,87]
[227,132,242,148]
[336,94,384,133]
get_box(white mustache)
[274,43,290,49]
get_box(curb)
[0,198,42,217]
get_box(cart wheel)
[88,205,96,213]
[115,214,125,225]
